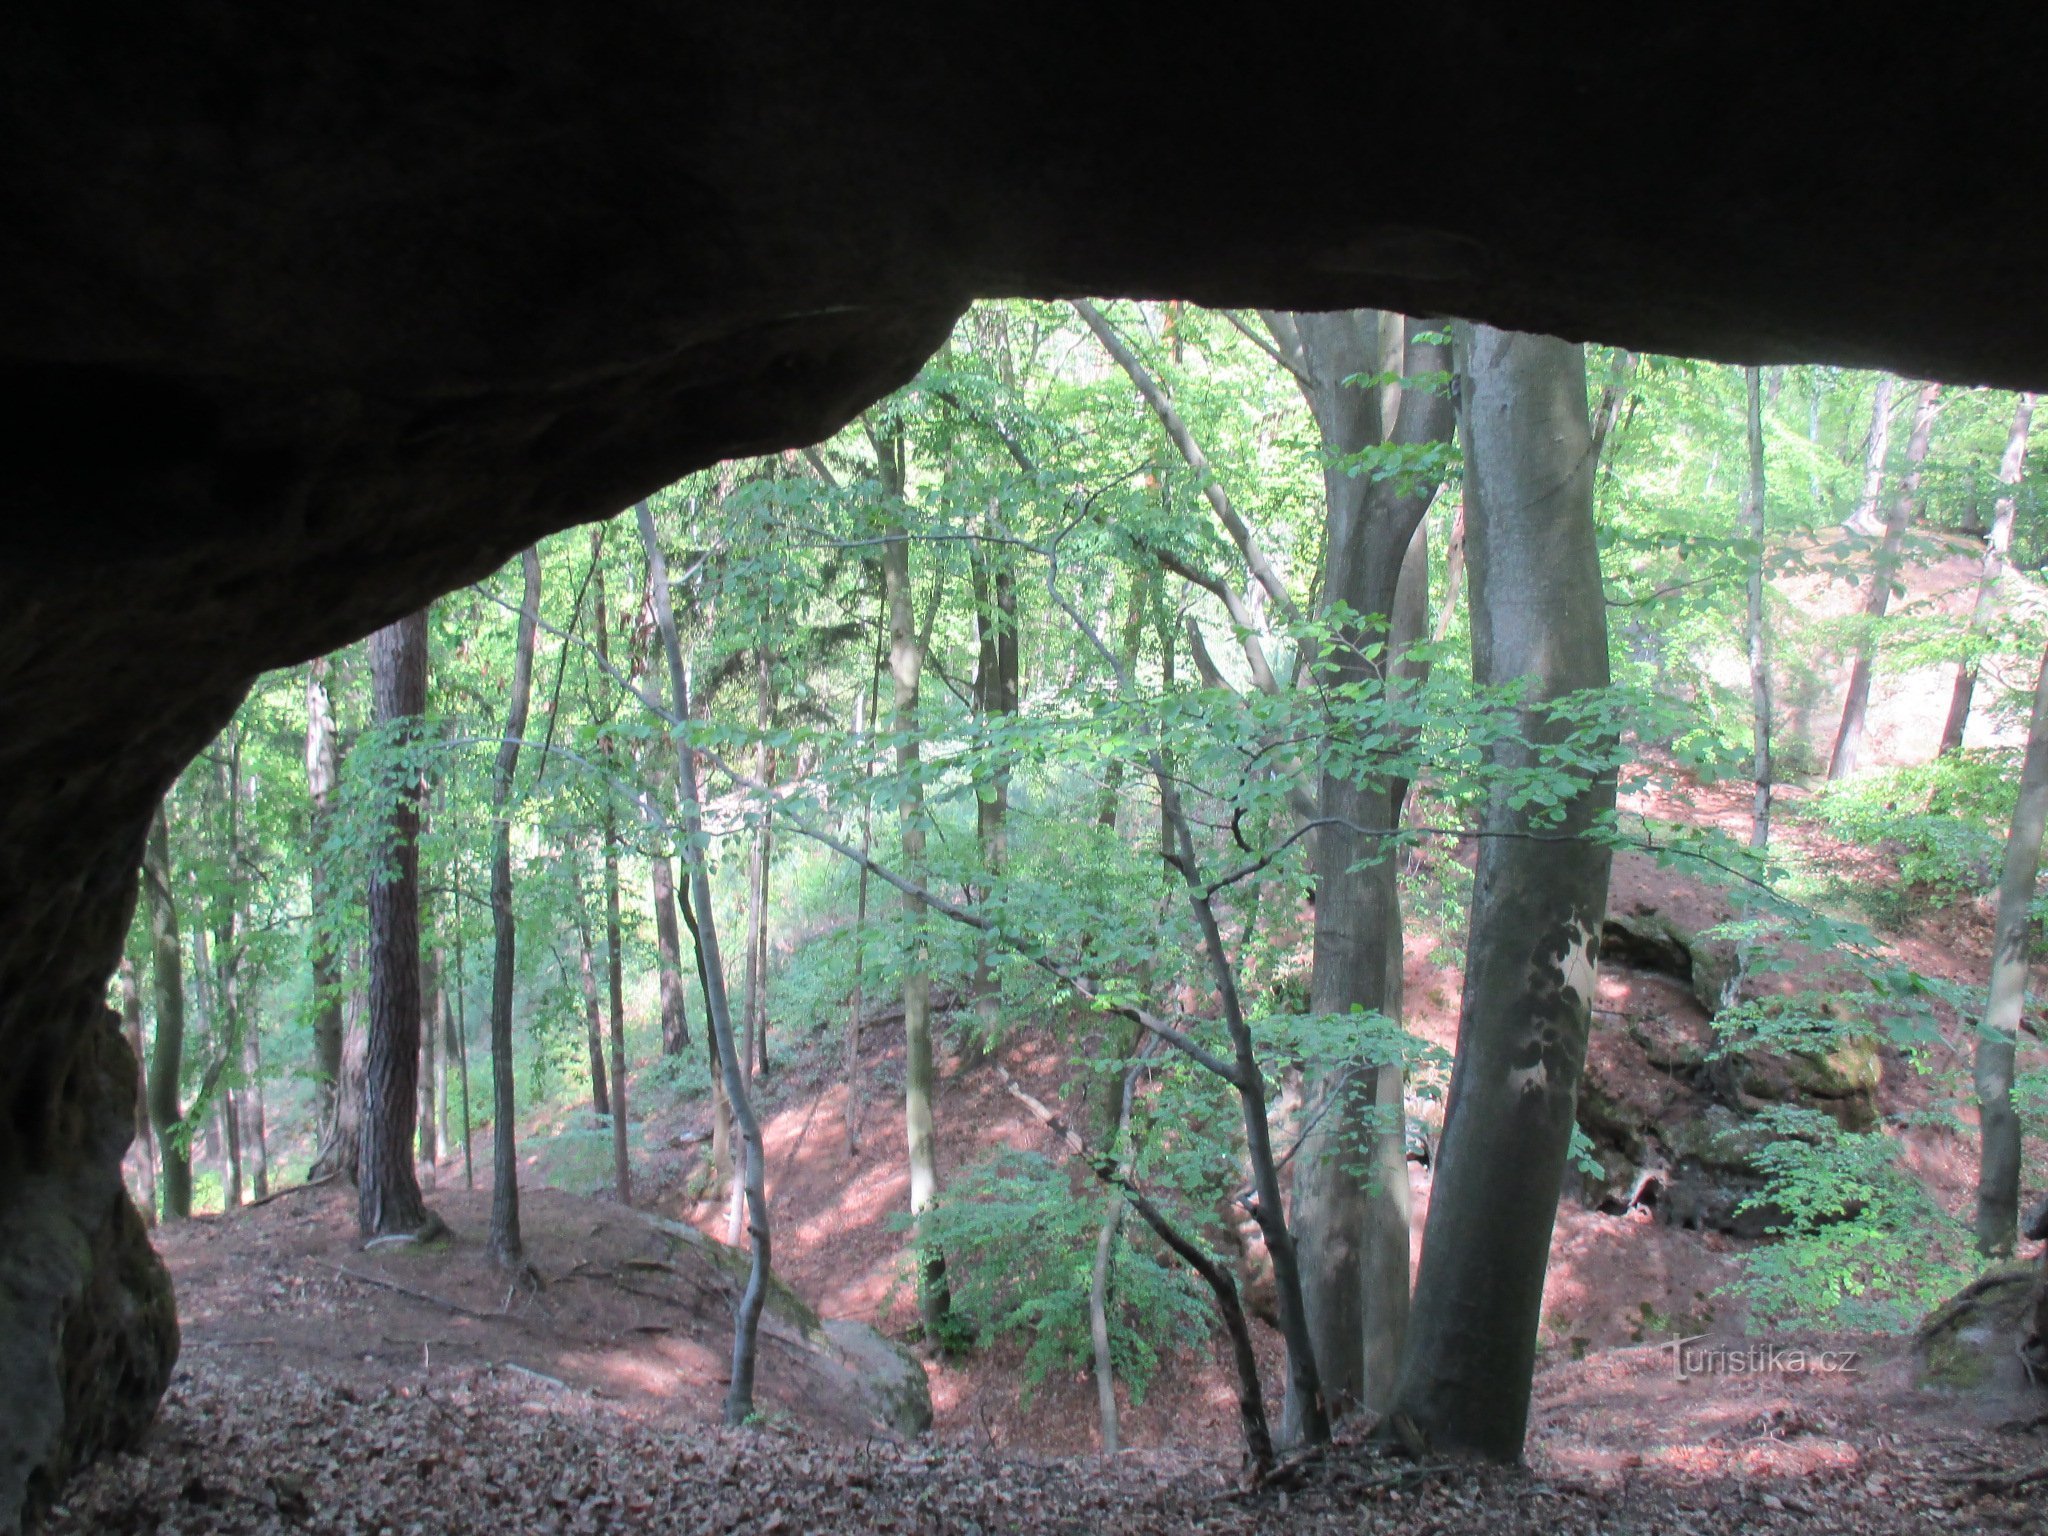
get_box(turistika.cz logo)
[1664,1336,1861,1380]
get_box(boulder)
[1915,1262,2048,1395]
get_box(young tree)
[1843,375,1898,536]
[142,806,193,1221]
[304,656,353,1179]
[1829,382,1943,780]
[877,419,953,1341]
[591,540,633,1203]
[1393,325,1613,1460]
[358,609,437,1239]
[1974,639,2048,1257]
[1743,366,1774,849]
[488,551,542,1271]
[1942,392,2038,754]
[637,498,771,1424]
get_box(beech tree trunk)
[142,806,192,1222]
[594,528,631,1202]
[1288,310,1452,1432]
[358,609,434,1239]
[1942,393,2037,754]
[1975,639,2048,1256]
[1744,366,1774,850]
[652,852,692,1055]
[304,656,347,1167]
[638,498,771,1424]
[488,549,542,1269]
[1829,382,1942,780]
[970,532,1018,1056]
[880,429,952,1342]
[574,872,612,1122]
[1392,325,1614,1461]
[846,607,885,1158]
[1843,375,1897,536]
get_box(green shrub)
[915,1149,1210,1404]
[1806,751,2017,908]
[1726,1106,1973,1332]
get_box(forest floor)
[62,754,2048,1531]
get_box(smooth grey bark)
[878,427,952,1340]
[573,867,611,1122]
[637,497,770,1424]
[1743,366,1774,850]
[487,549,541,1271]
[1392,325,1614,1461]
[845,612,885,1159]
[970,532,1018,1056]
[1285,311,1453,1434]
[418,944,441,1174]
[592,542,632,1204]
[358,609,434,1239]
[1843,375,1898,536]
[303,656,348,1172]
[451,863,475,1190]
[142,806,192,1222]
[1975,638,2048,1256]
[651,851,691,1055]
[1942,393,2037,754]
[1829,382,1942,780]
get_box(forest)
[66,300,2048,1531]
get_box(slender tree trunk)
[1744,366,1774,850]
[846,607,885,1158]
[142,806,192,1221]
[746,629,776,1080]
[359,609,434,1238]
[881,435,952,1341]
[574,871,612,1122]
[1829,383,1942,780]
[305,657,346,1159]
[419,946,442,1177]
[970,532,1018,1057]
[489,550,542,1269]
[1843,375,1898,536]
[1975,639,2048,1256]
[651,852,692,1055]
[1392,325,1615,1461]
[1290,311,1452,1433]
[589,541,633,1203]
[120,954,157,1223]
[330,965,367,1186]
[451,865,475,1191]
[637,498,771,1424]
[241,984,268,1201]
[1943,393,2037,754]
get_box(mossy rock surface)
[1915,1262,2045,1393]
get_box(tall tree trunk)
[1843,375,1898,536]
[120,954,157,1223]
[1829,383,1943,780]
[590,538,632,1204]
[970,531,1018,1056]
[1942,393,2038,754]
[881,432,952,1341]
[359,609,434,1238]
[651,852,692,1055]
[488,549,542,1269]
[240,985,268,1202]
[1744,366,1774,850]
[1393,325,1614,1461]
[637,498,771,1424]
[1289,311,1452,1433]
[746,627,777,1080]
[574,870,612,1122]
[846,605,885,1159]
[451,863,475,1191]
[1975,639,2048,1256]
[305,656,346,1160]
[330,961,367,1186]
[419,945,442,1177]
[142,807,192,1220]
[191,924,236,1210]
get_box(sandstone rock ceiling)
[0,9,2044,1527]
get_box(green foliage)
[1725,1107,1973,1332]
[913,1149,1210,1404]
[1805,750,2018,912]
